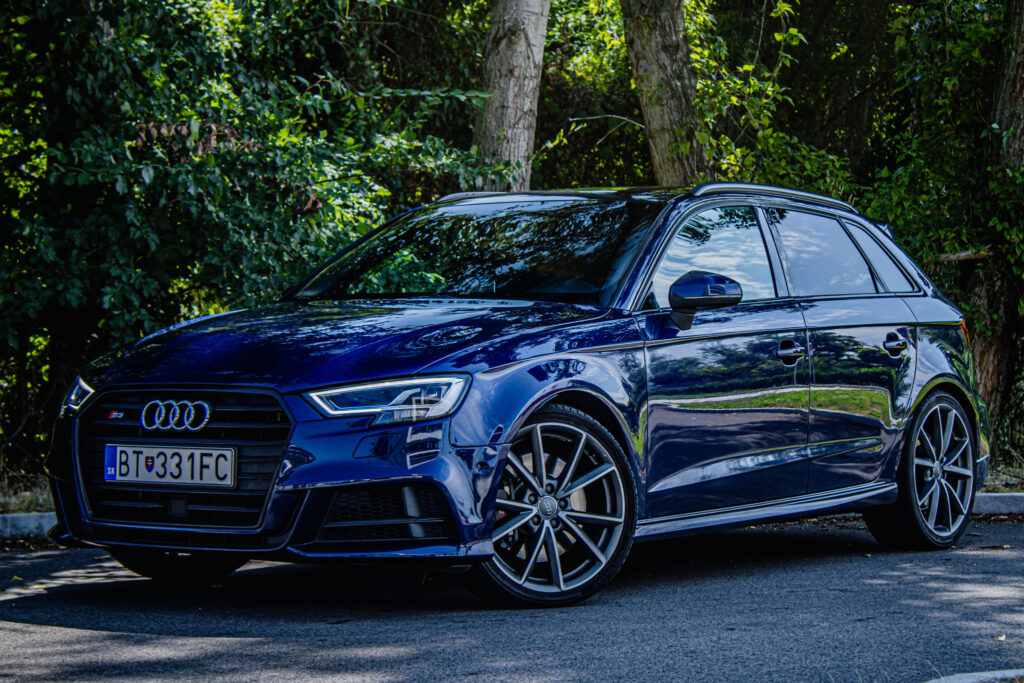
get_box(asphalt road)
[2,517,1024,682]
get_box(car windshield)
[290,196,663,306]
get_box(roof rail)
[689,182,858,214]
[436,191,506,202]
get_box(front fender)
[448,351,647,454]
[446,348,648,534]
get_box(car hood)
[94,299,607,391]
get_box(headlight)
[306,376,469,426]
[61,377,95,416]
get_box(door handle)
[774,342,806,364]
[883,336,908,356]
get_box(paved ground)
[2,517,1024,682]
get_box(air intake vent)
[317,483,455,546]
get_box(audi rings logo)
[140,400,212,432]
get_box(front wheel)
[110,548,247,584]
[470,404,637,607]
[864,391,976,549]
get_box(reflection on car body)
[48,182,989,606]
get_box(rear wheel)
[110,548,247,584]
[864,391,976,549]
[470,404,636,606]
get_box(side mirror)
[668,271,743,330]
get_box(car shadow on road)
[3,517,1024,681]
[1,516,881,631]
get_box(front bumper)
[46,386,503,562]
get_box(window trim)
[755,200,924,301]
[631,199,785,313]
[760,202,886,300]
[840,217,922,295]
[755,206,790,298]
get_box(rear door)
[640,203,810,518]
[764,206,917,493]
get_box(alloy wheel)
[912,402,973,537]
[491,421,627,593]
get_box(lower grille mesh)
[317,483,455,545]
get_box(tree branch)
[567,114,645,129]
[938,247,992,262]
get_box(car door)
[763,206,917,493]
[639,203,810,519]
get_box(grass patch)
[0,475,53,513]
[985,463,1024,493]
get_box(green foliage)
[865,0,1024,459]
[866,0,1006,282]
[3,0,1024,478]
[685,0,856,197]
[534,0,652,187]
[0,0,497,477]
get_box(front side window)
[291,197,663,307]
[648,205,776,308]
[767,208,876,297]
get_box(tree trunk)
[620,0,710,186]
[472,0,551,192]
[968,270,1020,419]
[995,0,1024,167]
[972,0,1024,418]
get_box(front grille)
[317,483,455,545]
[76,389,292,529]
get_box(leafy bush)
[0,0,497,480]
[3,0,1023,484]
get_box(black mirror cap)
[668,271,742,331]
[668,271,743,312]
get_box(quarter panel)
[902,295,990,462]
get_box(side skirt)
[635,481,897,541]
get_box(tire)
[110,548,247,584]
[864,391,976,550]
[469,404,637,607]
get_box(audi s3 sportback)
[47,183,989,606]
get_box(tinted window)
[293,198,663,306]
[768,208,876,297]
[649,206,776,308]
[847,223,915,292]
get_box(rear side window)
[767,208,876,297]
[846,223,916,292]
[648,205,776,308]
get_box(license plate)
[104,445,235,487]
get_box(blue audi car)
[47,182,989,606]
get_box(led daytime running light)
[306,376,468,424]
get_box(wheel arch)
[498,383,645,514]
[909,376,980,449]
[537,389,635,466]
[901,376,988,486]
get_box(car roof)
[437,182,859,215]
